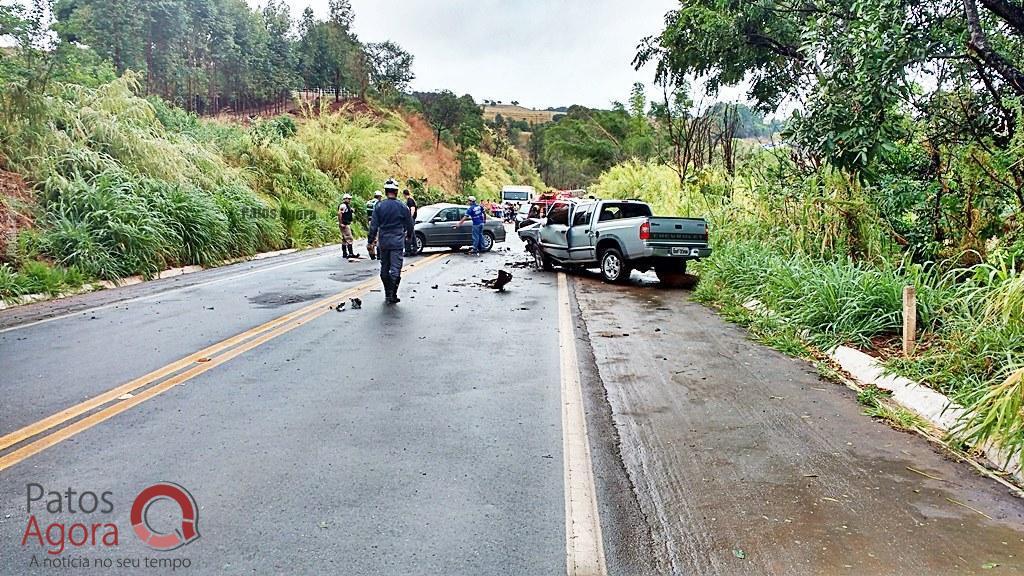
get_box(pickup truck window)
[598,203,652,222]
[547,203,570,225]
[572,206,593,227]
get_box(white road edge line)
[0,247,342,335]
[557,272,608,576]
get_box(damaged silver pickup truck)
[517,198,710,286]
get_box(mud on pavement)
[569,273,1024,576]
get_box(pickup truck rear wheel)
[600,248,632,283]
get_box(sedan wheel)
[481,232,495,252]
[414,233,425,255]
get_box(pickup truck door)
[567,203,596,262]
[538,202,571,260]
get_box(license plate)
[671,247,688,256]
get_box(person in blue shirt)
[455,196,487,254]
[368,179,415,304]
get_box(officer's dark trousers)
[379,247,404,279]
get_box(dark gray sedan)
[412,203,507,254]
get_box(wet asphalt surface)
[1,230,1023,575]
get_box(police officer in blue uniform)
[368,179,415,304]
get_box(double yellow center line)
[0,253,446,472]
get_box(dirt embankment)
[398,112,460,193]
[0,169,34,262]
[292,98,462,193]
[206,95,464,194]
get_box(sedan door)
[453,207,475,244]
[538,202,571,260]
[422,207,459,245]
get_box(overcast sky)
[278,0,701,109]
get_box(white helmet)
[384,178,400,193]
[373,190,383,197]
[468,196,477,202]
[342,194,352,200]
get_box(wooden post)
[903,285,917,357]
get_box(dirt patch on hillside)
[398,112,460,194]
[0,170,35,262]
[213,95,461,195]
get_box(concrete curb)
[0,246,326,311]
[829,345,1022,484]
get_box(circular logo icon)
[130,482,200,551]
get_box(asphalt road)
[1,230,1022,575]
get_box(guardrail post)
[903,285,917,357]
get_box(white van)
[501,185,536,204]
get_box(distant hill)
[483,105,559,126]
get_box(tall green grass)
[694,240,946,348]
[0,75,379,295]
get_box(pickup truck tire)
[600,248,632,283]
[535,248,554,271]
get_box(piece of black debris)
[431,284,439,289]
[350,298,362,310]
[481,270,513,291]
[335,302,346,312]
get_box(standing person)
[337,194,360,259]
[403,189,418,256]
[368,179,414,304]
[366,190,383,260]
[455,196,487,255]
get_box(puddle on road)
[248,291,326,308]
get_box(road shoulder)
[572,274,1024,575]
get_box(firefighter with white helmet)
[365,190,384,259]
[337,193,359,259]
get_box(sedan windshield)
[416,206,439,223]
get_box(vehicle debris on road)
[481,270,513,292]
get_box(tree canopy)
[39,0,415,113]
